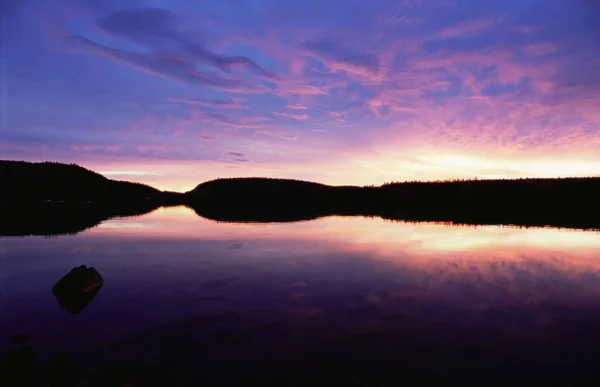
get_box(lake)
[2,206,600,385]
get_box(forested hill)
[3,160,600,230]
[185,176,600,229]
[0,160,161,204]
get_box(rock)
[52,265,104,314]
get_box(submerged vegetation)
[2,160,600,235]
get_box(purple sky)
[2,0,600,191]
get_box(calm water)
[3,206,600,384]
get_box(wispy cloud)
[65,35,255,92]
[301,39,380,73]
[274,112,310,120]
[167,97,245,108]
[287,103,308,110]
[286,85,328,95]
[97,8,280,80]
[4,0,600,190]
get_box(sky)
[1,0,599,191]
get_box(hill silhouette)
[2,160,600,235]
[0,160,161,203]
[0,160,182,236]
[187,177,336,222]
[186,176,600,229]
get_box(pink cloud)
[300,39,380,73]
[14,0,600,190]
[327,111,349,124]
[366,99,385,118]
[167,97,245,109]
[520,42,560,56]
[289,56,307,76]
[193,110,275,129]
[287,85,328,95]
[434,18,500,39]
[287,103,308,110]
[274,112,310,121]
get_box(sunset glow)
[2,0,600,190]
[83,206,600,307]
[94,206,600,257]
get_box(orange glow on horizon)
[81,150,600,193]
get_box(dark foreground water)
[2,206,600,385]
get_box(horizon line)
[3,159,600,194]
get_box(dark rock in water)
[52,265,104,314]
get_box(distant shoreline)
[2,159,600,235]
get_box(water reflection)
[92,206,600,250]
[2,206,600,383]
